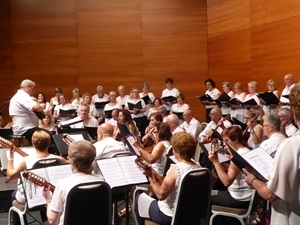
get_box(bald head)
[183,109,193,123]
[284,74,294,87]
[97,123,114,140]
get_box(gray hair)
[167,114,180,126]
[20,79,35,88]
[263,113,281,132]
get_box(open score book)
[96,155,148,189]
[20,164,72,208]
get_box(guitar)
[31,96,46,120]
[135,157,152,169]
[22,171,55,192]
[0,136,28,157]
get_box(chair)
[209,190,256,225]
[133,168,213,225]
[63,181,112,225]
[8,158,63,225]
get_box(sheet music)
[202,142,229,163]
[116,156,148,184]
[97,158,128,188]
[97,155,147,188]
[21,168,48,208]
[46,164,72,186]
[241,147,273,181]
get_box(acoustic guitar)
[22,171,55,192]
[0,136,28,157]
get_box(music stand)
[0,128,13,140]
[117,123,131,137]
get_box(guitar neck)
[14,146,29,157]
[0,137,28,157]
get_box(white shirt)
[71,116,98,128]
[259,132,286,158]
[267,136,300,225]
[125,99,146,119]
[280,83,295,103]
[205,88,221,109]
[199,120,232,141]
[285,123,298,137]
[161,88,180,111]
[116,95,129,108]
[180,117,202,141]
[9,89,39,135]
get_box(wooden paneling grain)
[250,0,300,26]
[207,0,250,38]
[0,0,14,123]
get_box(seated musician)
[141,112,163,148]
[134,122,172,176]
[199,107,232,142]
[6,130,67,225]
[43,140,103,225]
[277,107,299,137]
[113,109,140,141]
[70,103,98,128]
[244,110,263,149]
[165,114,184,134]
[134,132,201,225]
[180,109,201,141]
[208,126,252,209]
[92,123,128,174]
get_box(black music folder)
[117,123,131,137]
[141,95,151,105]
[84,126,98,141]
[281,94,289,99]
[257,92,280,105]
[226,144,273,182]
[59,109,76,117]
[229,98,243,105]
[94,101,109,109]
[161,95,177,103]
[127,101,142,110]
[197,94,214,102]
[103,109,113,118]
[215,93,231,107]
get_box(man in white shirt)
[279,73,295,106]
[277,107,298,137]
[165,114,184,134]
[199,107,232,142]
[180,109,201,141]
[260,113,286,158]
[92,85,109,119]
[93,123,128,174]
[9,79,46,141]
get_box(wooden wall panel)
[10,0,78,96]
[0,0,13,123]
[207,0,250,38]
[2,0,208,123]
[207,0,300,97]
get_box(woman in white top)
[126,87,147,136]
[220,82,235,117]
[244,110,264,149]
[82,92,97,118]
[209,126,252,208]
[36,92,52,114]
[103,91,122,122]
[134,122,172,176]
[147,98,164,119]
[161,77,180,111]
[202,78,221,123]
[244,81,261,119]
[140,83,156,117]
[70,88,83,110]
[170,93,190,125]
[231,82,247,122]
[39,113,57,133]
[134,132,201,225]
[53,94,75,122]
[261,79,280,115]
[50,87,63,108]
